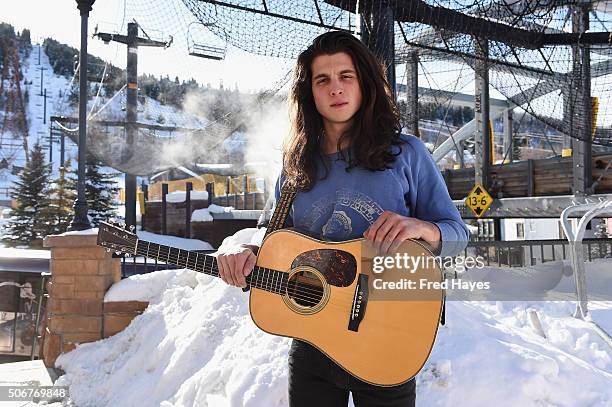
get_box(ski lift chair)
[187,22,227,61]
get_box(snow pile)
[165,191,209,203]
[50,228,612,407]
[59,269,290,407]
[421,301,611,406]
[104,268,202,303]
[191,204,235,222]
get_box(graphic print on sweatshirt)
[298,188,384,241]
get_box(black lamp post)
[68,0,95,231]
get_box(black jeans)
[288,340,416,407]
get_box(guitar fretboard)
[133,240,288,295]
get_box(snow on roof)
[60,228,99,236]
[165,190,209,203]
[0,247,51,259]
[191,204,234,222]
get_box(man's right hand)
[216,244,258,288]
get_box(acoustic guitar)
[97,221,443,386]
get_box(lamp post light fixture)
[68,0,96,231]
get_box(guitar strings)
[132,245,359,307]
[133,243,336,299]
[108,231,365,306]
[131,239,337,301]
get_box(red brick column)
[42,231,121,367]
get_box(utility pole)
[405,52,419,137]
[61,131,65,165]
[502,108,513,163]
[571,4,592,196]
[49,123,52,164]
[42,88,48,124]
[37,66,46,96]
[95,21,170,229]
[474,37,491,190]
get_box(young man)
[217,31,468,406]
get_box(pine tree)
[19,29,31,56]
[85,153,120,226]
[41,160,77,235]
[2,143,51,248]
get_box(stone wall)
[103,301,149,338]
[42,231,122,367]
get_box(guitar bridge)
[348,274,369,332]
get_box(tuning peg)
[129,225,135,232]
[106,248,111,252]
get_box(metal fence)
[463,238,612,268]
[120,250,217,278]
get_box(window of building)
[516,223,525,239]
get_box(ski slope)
[1,42,213,209]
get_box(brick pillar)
[42,231,121,368]
[103,301,149,338]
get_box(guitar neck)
[133,239,287,294]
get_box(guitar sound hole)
[286,270,324,308]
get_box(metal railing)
[120,250,216,278]
[464,238,612,268]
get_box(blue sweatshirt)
[273,134,469,257]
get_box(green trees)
[1,143,51,248]
[1,146,121,247]
[85,153,120,227]
[43,160,78,234]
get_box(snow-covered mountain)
[1,42,215,207]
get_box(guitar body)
[96,221,443,387]
[250,229,444,386]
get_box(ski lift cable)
[87,60,110,119]
[89,84,127,120]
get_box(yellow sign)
[465,183,493,218]
[137,191,145,215]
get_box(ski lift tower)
[95,21,171,229]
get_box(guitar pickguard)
[291,249,357,287]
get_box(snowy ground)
[22,228,609,407]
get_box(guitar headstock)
[97,220,138,256]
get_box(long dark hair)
[283,30,402,190]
